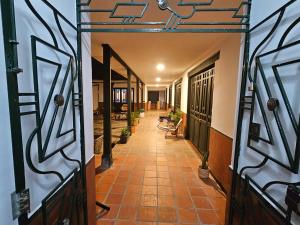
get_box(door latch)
[11,189,30,219]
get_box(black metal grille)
[230,0,300,224]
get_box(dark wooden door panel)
[194,119,200,147]
[189,67,215,154]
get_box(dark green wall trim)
[188,51,220,77]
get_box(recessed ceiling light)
[156,63,165,71]
[156,77,161,82]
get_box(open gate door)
[1,0,88,224]
[6,0,299,225]
[229,1,300,224]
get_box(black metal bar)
[80,21,166,26]
[0,0,28,224]
[228,0,252,224]
[18,101,37,106]
[18,92,37,96]
[19,111,37,116]
[76,1,89,224]
[136,79,139,111]
[101,44,113,169]
[127,69,132,134]
[81,28,248,33]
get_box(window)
[113,88,134,103]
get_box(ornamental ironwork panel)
[1,0,87,224]
[78,0,250,33]
[231,0,300,224]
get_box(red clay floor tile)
[94,111,226,225]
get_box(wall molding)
[188,51,220,77]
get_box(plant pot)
[140,112,145,118]
[119,135,128,144]
[198,168,209,179]
[131,126,136,133]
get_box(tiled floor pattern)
[95,111,226,225]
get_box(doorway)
[189,66,215,154]
[174,79,182,110]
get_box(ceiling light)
[156,77,161,82]
[156,63,165,71]
[156,84,159,87]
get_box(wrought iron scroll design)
[18,0,85,224]
[24,0,81,168]
[78,0,250,33]
[236,0,300,223]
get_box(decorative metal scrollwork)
[78,0,250,33]
[14,0,86,223]
[236,0,300,223]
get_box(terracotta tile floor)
[95,111,226,225]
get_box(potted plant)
[199,151,209,179]
[170,109,182,126]
[120,128,129,144]
[134,111,140,124]
[140,108,145,118]
[131,113,136,133]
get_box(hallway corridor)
[95,111,226,225]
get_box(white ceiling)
[90,0,244,85]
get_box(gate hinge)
[11,189,30,220]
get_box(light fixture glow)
[156,77,161,82]
[156,84,159,87]
[156,63,165,71]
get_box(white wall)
[237,0,300,223]
[81,15,94,163]
[171,34,242,138]
[0,3,18,225]
[0,0,93,222]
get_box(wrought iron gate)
[1,0,87,224]
[4,0,300,225]
[229,1,300,224]
[189,67,215,155]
